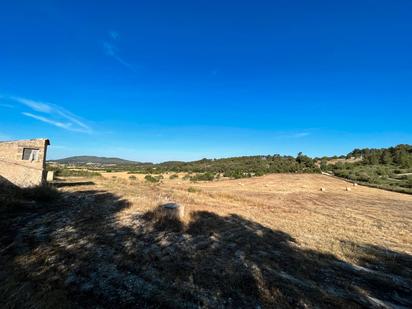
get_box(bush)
[224,170,251,179]
[54,168,101,177]
[188,187,201,193]
[169,174,179,180]
[190,172,215,182]
[335,170,349,178]
[145,175,162,183]
[404,176,412,188]
[128,175,137,180]
[376,166,388,176]
[356,172,370,182]
[254,170,265,177]
[320,160,328,171]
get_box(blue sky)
[1,1,411,162]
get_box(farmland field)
[1,173,411,308]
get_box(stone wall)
[0,139,49,187]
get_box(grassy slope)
[328,163,412,194]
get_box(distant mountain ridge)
[52,156,142,165]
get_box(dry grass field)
[1,173,411,308]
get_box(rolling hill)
[52,156,142,165]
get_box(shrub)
[320,160,328,171]
[224,170,251,179]
[128,175,137,180]
[254,170,265,177]
[54,168,101,177]
[335,170,349,178]
[405,176,412,188]
[376,167,388,176]
[169,174,179,180]
[357,173,370,182]
[190,172,215,182]
[188,187,201,193]
[145,175,161,183]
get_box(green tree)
[320,160,328,171]
[380,151,393,165]
[296,153,314,168]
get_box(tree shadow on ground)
[0,185,411,308]
[53,181,96,188]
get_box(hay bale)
[346,187,352,191]
[160,203,185,220]
[320,187,326,192]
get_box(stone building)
[0,138,50,187]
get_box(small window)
[22,148,39,161]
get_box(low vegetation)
[321,145,412,194]
[135,153,320,177]
[47,166,101,178]
[187,186,201,193]
[50,144,412,193]
[144,174,163,183]
[57,153,321,179]
[189,172,217,182]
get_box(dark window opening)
[22,148,39,161]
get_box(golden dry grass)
[95,173,412,260]
[1,173,411,307]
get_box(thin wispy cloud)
[11,96,53,113]
[22,112,70,129]
[273,131,312,139]
[4,95,92,133]
[292,132,310,138]
[103,30,135,72]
